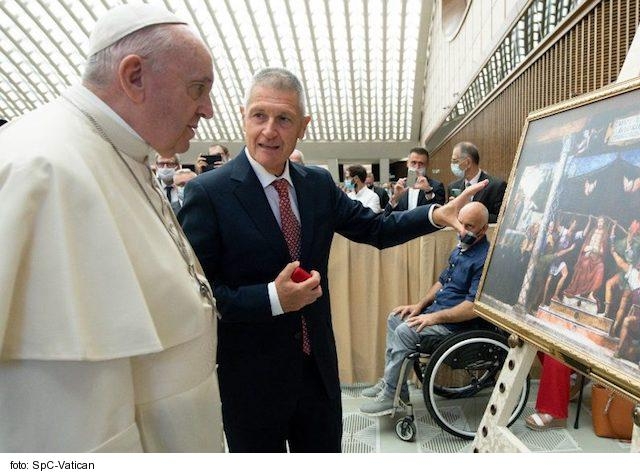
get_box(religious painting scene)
[480,86,640,383]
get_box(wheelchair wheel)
[395,416,416,442]
[422,330,529,440]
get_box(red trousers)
[535,353,571,419]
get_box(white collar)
[63,84,152,163]
[466,169,482,186]
[355,185,371,197]
[245,148,294,189]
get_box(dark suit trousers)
[219,355,343,452]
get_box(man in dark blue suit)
[447,141,507,223]
[179,68,487,452]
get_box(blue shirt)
[425,236,490,330]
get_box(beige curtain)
[329,227,495,384]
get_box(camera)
[405,168,417,188]
[202,154,223,165]
[200,153,223,173]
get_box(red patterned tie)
[273,179,311,355]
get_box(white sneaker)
[360,391,396,416]
[361,379,385,398]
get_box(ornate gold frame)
[476,76,640,402]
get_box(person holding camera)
[385,147,445,214]
[195,143,230,173]
[360,202,490,415]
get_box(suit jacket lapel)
[417,189,427,206]
[400,191,410,209]
[290,165,314,264]
[473,171,489,203]
[231,152,291,260]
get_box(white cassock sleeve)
[0,314,222,452]
[0,144,223,451]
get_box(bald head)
[458,202,489,237]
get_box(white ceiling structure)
[0,0,433,162]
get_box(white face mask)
[157,167,176,183]
[450,162,465,178]
[409,166,426,177]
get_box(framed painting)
[476,77,640,402]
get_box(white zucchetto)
[87,3,186,57]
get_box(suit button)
[294,332,302,341]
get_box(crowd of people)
[0,3,523,454]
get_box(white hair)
[244,68,306,116]
[82,24,185,87]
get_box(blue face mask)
[450,162,465,178]
[177,187,185,201]
[345,179,355,192]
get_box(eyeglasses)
[156,162,178,168]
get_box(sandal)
[525,412,566,431]
[569,375,590,402]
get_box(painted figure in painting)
[563,216,608,303]
[605,220,640,335]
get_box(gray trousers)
[382,312,453,399]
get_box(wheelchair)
[390,326,530,441]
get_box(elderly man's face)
[145,27,214,157]
[241,85,310,175]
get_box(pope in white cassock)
[0,4,223,452]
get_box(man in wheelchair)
[360,201,490,416]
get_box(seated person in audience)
[359,202,490,415]
[346,164,382,213]
[386,147,445,213]
[447,141,506,223]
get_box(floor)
[340,380,632,453]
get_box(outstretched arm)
[431,180,489,233]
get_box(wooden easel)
[470,334,640,452]
[472,24,640,454]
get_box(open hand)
[432,180,488,234]
[391,304,421,320]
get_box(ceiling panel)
[0,0,430,149]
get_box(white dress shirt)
[349,185,382,213]
[245,150,301,316]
